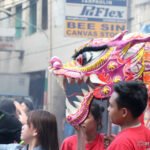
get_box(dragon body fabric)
[49,31,150,126]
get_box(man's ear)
[122,108,128,118]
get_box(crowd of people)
[0,81,150,150]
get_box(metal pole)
[47,0,53,111]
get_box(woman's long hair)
[27,110,59,150]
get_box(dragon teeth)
[87,85,93,92]
[81,88,89,95]
[65,77,88,84]
[66,98,76,114]
[67,77,72,84]
[75,95,83,102]
[73,101,81,108]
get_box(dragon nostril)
[49,56,62,65]
[53,61,62,68]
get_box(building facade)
[128,0,150,32]
[0,0,86,141]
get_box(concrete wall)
[129,0,150,32]
[0,0,86,72]
[0,0,49,73]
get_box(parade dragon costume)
[49,31,150,126]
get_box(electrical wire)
[0,0,29,9]
[0,0,37,21]
[0,39,88,62]
[0,0,49,40]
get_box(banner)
[65,0,127,38]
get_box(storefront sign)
[65,0,127,38]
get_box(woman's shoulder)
[21,145,45,150]
[0,144,23,150]
[22,145,44,150]
[32,145,44,150]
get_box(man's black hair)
[114,81,148,118]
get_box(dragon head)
[49,31,150,126]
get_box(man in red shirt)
[144,99,150,129]
[107,81,150,150]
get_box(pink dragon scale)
[49,31,150,126]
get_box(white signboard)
[65,0,127,38]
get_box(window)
[0,8,11,28]
[136,0,150,5]
[15,4,22,38]
[42,0,48,30]
[29,0,37,34]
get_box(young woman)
[0,110,59,150]
[61,102,105,150]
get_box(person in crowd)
[14,98,34,125]
[20,98,34,113]
[61,102,106,150]
[107,81,150,149]
[0,110,59,150]
[0,99,18,117]
[14,97,34,115]
[0,100,22,144]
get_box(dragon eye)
[76,54,83,65]
[76,52,92,66]
[74,46,108,66]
